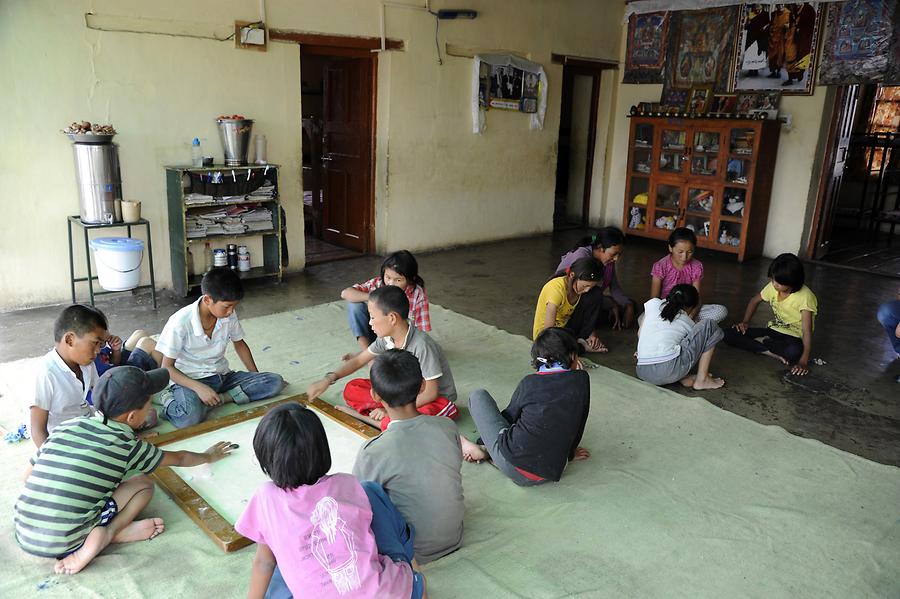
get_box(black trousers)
[563,287,614,340]
[722,326,803,363]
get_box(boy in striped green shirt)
[15,366,234,575]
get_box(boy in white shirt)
[156,268,284,428]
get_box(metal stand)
[67,215,158,309]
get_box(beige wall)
[0,0,624,311]
[600,27,829,260]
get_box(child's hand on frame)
[733,321,750,334]
[573,447,590,461]
[205,441,237,463]
[790,361,809,376]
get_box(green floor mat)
[0,303,897,598]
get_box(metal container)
[72,142,123,224]
[216,118,254,166]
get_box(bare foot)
[55,529,110,575]
[459,436,488,463]
[335,405,382,429]
[218,393,234,405]
[112,518,165,544]
[693,376,725,390]
[760,351,788,366]
[679,376,696,388]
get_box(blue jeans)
[877,300,900,355]
[164,371,284,429]
[347,301,377,344]
[264,482,424,599]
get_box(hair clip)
[535,357,548,364]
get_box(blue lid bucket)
[89,237,144,291]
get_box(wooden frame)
[687,85,713,114]
[150,394,379,552]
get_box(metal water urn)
[72,141,122,224]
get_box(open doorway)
[300,46,377,265]
[552,56,615,231]
[808,84,900,277]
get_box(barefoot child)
[649,227,728,323]
[534,257,606,353]
[552,227,636,352]
[723,253,817,376]
[341,250,431,353]
[237,402,426,599]
[307,285,458,430]
[636,285,725,390]
[353,350,464,563]
[15,366,234,575]
[156,268,285,428]
[461,328,591,486]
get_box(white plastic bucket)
[89,237,144,291]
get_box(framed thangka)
[665,7,740,92]
[818,0,899,85]
[730,3,824,95]
[623,11,669,84]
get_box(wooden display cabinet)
[623,116,780,261]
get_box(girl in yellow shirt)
[532,258,604,352]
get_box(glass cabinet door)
[691,130,720,177]
[626,176,650,231]
[631,122,654,175]
[651,183,681,232]
[659,128,687,174]
[684,186,714,241]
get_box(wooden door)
[809,85,860,259]
[321,57,374,252]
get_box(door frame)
[551,54,617,227]
[282,33,380,254]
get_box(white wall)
[0,0,625,311]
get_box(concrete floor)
[2,230,898,466]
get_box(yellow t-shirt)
[760,282,817,338]
[532,276,579,339]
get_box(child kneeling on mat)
[353,350,464,564]
[636,284,725,390]
[156,268,285,429]
[237,402,426,599]
[307,285,458,430]
[460,328,591,486]
[15,366,234,575]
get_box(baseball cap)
[94,366,169,420]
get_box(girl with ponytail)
[533,258,604,352]
[635,284,726,390]
[553,226,636,353]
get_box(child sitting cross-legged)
[353,350,464,564]
[15,366,235,575]
[723,253,818,376]
[156,268,285,429]
[236,402,427,599]
[460,328,591,486]
[307,285,458,430]
[636,284,726,390]
[30,304,157,448]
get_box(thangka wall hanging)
[623,11,670,84]
[664,6,740,93]
[729,3,824,95]
[818,0,899,85]
[472,54,547,134]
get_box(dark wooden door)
[811,85,860,259]
[321,57,373,252]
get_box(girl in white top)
[636,284,725,390]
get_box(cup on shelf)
[122,200,141,222]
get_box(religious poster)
[623,11,669,84]
[730,3,823,95]
[665,7,740,92]
[818,0,899,85]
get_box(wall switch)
[234,20,267,52]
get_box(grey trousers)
[468,389,545,487]
[636,319,724,385]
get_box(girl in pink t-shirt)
[236,403,425,599]
[649,228,727,323]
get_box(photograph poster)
[731,3,823,95]
[472,54,547,133]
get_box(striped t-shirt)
[14,415,164,557]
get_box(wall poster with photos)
[472,54,547,133]
[818,0,899,85]
[730,3,824,95]
[623,11,670,84]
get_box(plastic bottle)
[191,138,202,167]
[204,242,213,273]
